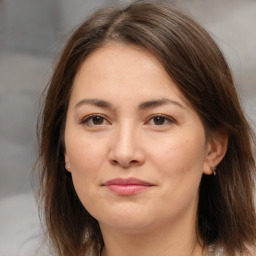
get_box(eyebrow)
[75,99,113,109]
[138,98,185,110]
[74,98,185,110]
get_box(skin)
[64,43,227,256]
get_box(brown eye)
[153,116,166,125]
[92,116,104,125]
[146,114,175,127]
[81,114,109,126]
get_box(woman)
[37,1,256,255]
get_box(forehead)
[75,43,169,81]
[70,43,188,106]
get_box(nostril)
[130,160,138,165]
[109,159,139,167]
[110,159,119,166]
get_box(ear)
[64,153,71,172]
[203,129,228,175]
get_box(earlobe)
[64,153,71,172]
[203,130,228,175]
[65,163,71,171]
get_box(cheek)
[157,137,205,203]
[65,137,107,209]
[151,137,205,171]
[147,132,206,195]
[66,135,107,175]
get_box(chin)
[96,207,157,233]
[100,218,154,234]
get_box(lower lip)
[105,184,152,195]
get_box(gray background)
[0,0,255,255]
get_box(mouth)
[102,177,154,196]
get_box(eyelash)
[79,114,176,127]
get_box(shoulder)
[235,244,256,256]
[208,244,256,256]
[243,244,256,256]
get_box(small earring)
[65,163,71,170]
[212,166,216,176]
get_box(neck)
[100,214,205,256]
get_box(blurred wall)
[2,0,58,54]
[1,0,119,54]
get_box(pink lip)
[102,178,153,196]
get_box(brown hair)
[37,1,256,255]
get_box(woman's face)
[64,43,214,234]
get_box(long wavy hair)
[36,1,256,255]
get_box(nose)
[108,123,146,168]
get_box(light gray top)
[207,245,224,256]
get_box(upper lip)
[102,177,153,186]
